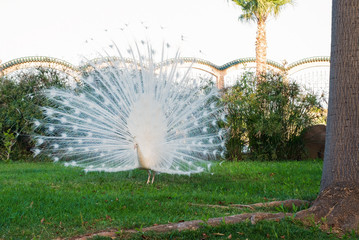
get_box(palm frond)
[231,0,293,22]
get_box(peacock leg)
[147,170,151,184]
[151,171,156,184]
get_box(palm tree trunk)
[296,0,359,232]
[255,18,267,78]
[320,0,359,191]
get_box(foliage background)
[0,69,326,162]
[0,68,69,162]
[221,72,326,161]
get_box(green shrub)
[0,129,16,163]
[222,72,325,161]
[0,68,70,161]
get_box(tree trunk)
[255,18,267,78]
[296,0,359,232]
[320,0,359,191]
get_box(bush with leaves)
[0,68,70,162]
[222,72,326,161]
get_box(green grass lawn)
[0,160,351,239]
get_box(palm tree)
[231,0,292,78]
[296,0,359,231]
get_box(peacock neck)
[136,144,150,169]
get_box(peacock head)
[133,136,138,150]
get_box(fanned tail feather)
[33,41,226,175]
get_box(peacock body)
[33,41,226,180]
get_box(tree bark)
[320,0,359,191]
[296,0,359,232]
[256,18,267,78]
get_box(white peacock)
[33,41,226,184]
